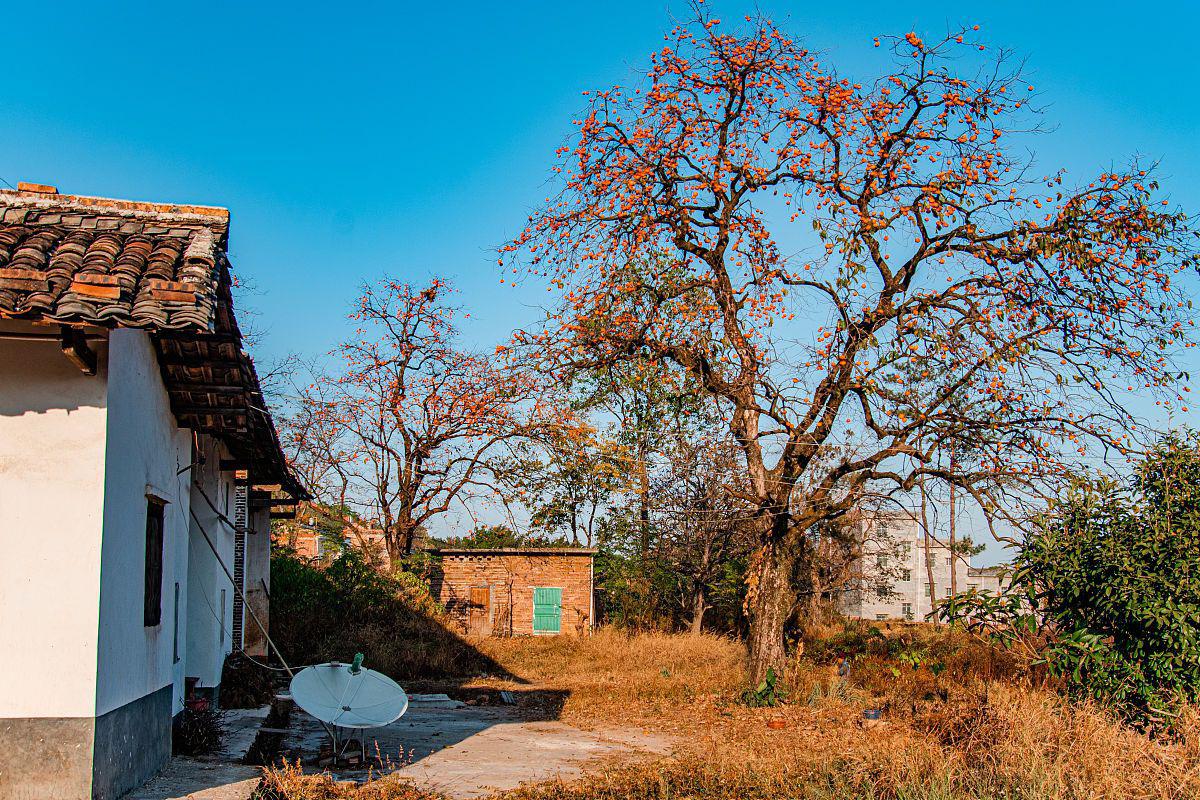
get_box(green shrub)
[943,431,1200,731]
[740,666,788,707]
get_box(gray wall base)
[0,684,173,800]
[0,717,95,800]
[92,684,173,800]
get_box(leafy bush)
[802,620,891,663]
[943,432,1200,731]
[741,666,788,707]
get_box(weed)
[740,666,788,708]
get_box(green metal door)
[532,587,562,634]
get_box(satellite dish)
[290,657,409,729]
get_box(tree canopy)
[503,9,1199,678]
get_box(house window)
[875,613,888,621]
[924,582,933,597]
[875,554,888,569]
[945,556,952,566]
[144,498,165,627]
[900,569,912,581]
[967,583,978,591]
[172,582,181,663]
[902,602,913,620]
[219,589,227,647]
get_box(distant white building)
[966,564,1012,595]
[0,185,304,799]
[840,509,1010,622]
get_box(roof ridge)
[0,189,229,226]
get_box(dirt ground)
[125,695,671,800]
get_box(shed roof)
[431,547,598,556]
[0,183,304,497]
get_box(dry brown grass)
[261,626,1200,800]
[466,628,746,725]
[256,762,444,799]
[491,679,1200,800]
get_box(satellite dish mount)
[288,654,409,768]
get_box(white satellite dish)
[290,656,409,730]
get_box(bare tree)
[291,278,552,563]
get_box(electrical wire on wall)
[177,460,298,678]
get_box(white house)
[0,183,303,799]
[839,509,1009,622]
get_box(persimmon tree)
[292,278,549,563]
[503,12,1199,679]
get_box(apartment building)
[840,510,1009,622]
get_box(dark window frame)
[144,498,165,627]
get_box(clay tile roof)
[0,185,306,498]
[0,188,229,329]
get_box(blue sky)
[4,1,1198,363]
[4,2,1198,554]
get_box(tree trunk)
[638,443,651,556]
[948,477,958,598]
[919,480,938,623]
[746,535,796,684]
[803,559,824,634]
[688,584,707,635]
[386,533,405,568]
[396,515,419,560]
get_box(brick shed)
[430,548,597,636]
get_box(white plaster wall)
[185,435,238,691]
[94,329,193,718]
[243,505,272,656]
[0,332,108,717]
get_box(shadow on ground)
[128,550,623,799]
[284,689,571,768]
[283,690,671,800]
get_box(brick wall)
[430,551,594,637]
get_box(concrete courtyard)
[127,694,672,799]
